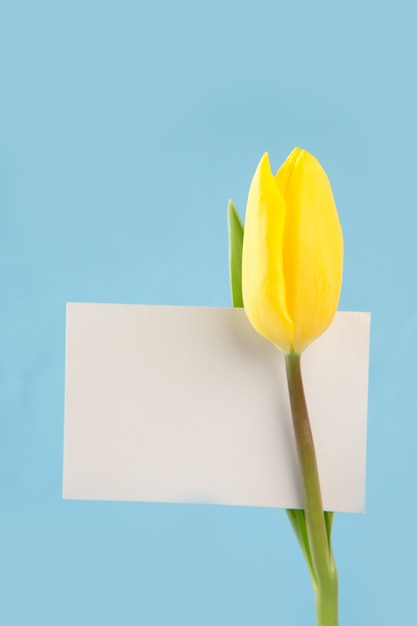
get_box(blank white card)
[63,304,370,513]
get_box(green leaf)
[286,509,317,586]
[227,197,335,594]
[324,511,334,544]
[227,200,244,308]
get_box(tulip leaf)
[226,197,334,591]
[228,200,244,308]
[286,509,317,585]
[324,511,334,544]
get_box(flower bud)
[242,148,343,354]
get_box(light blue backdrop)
[1,1,415,624]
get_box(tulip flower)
[241,148,343,354]
[228,148,343,626]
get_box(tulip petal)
[276,149,343,352]
[242,153,294,351]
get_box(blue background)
[1,1,415,624]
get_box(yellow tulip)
[242,148,343,354]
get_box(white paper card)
[63,303,370,513]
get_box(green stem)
[285,352,338,626]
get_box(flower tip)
[284,146,304,167]
[257,152,274,179]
